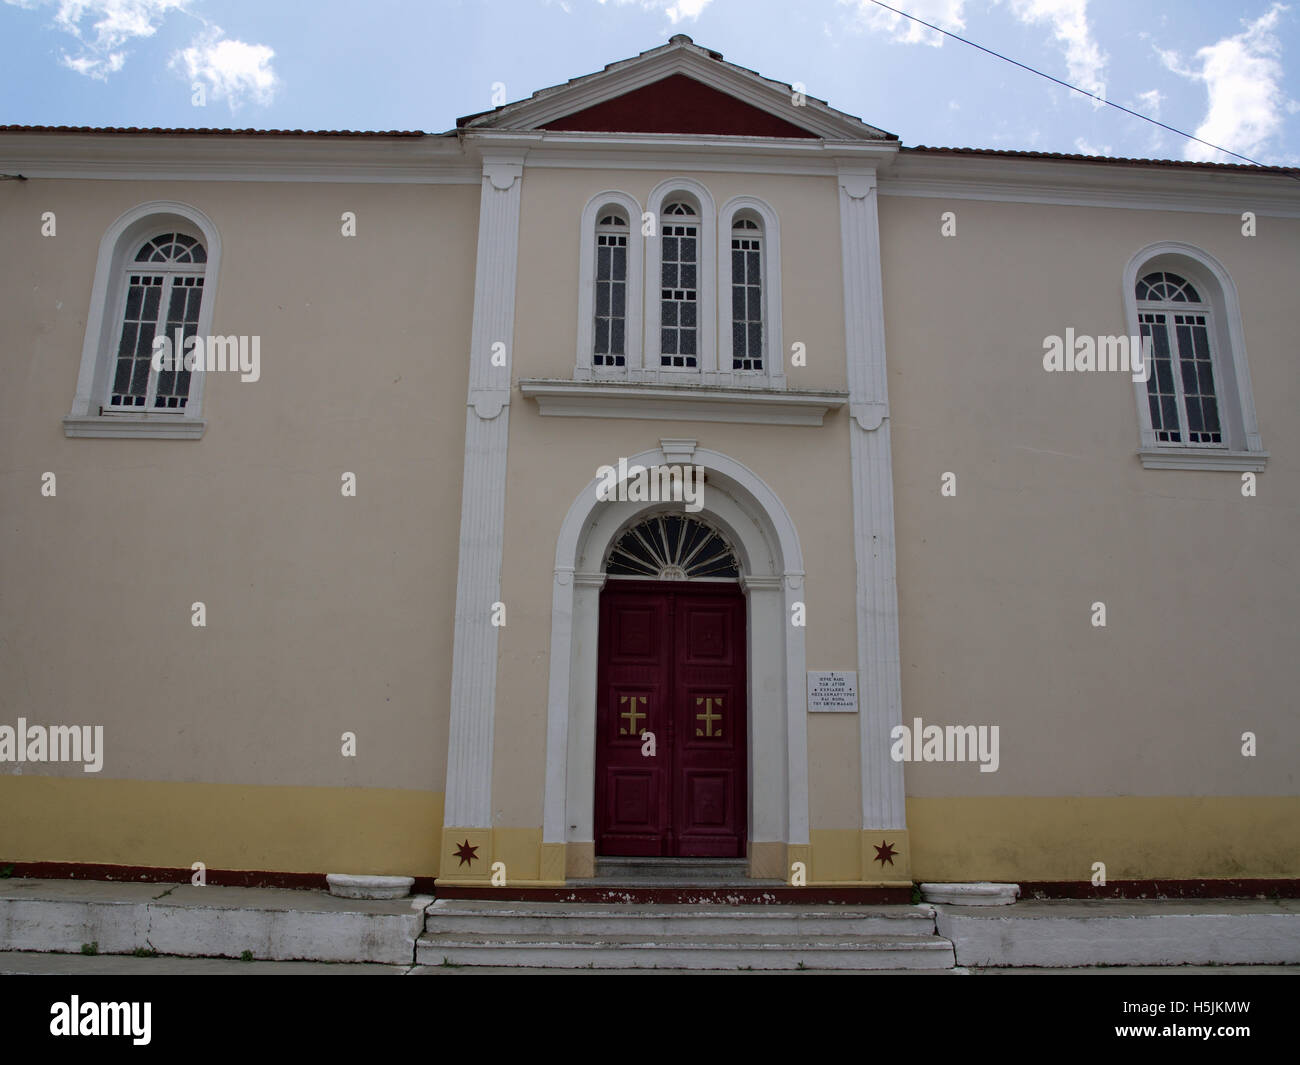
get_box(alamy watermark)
[50,996,150,1045]
[595,458,704,513]
[0,718,103,772]
[890,717,999,772]
[1043,329,1151,382]
[151,330,261,382]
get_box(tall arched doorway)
[541,444,809,881]
[595,515,747,857]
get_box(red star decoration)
[873,840,898,867]
[454,840,479,868]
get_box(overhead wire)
[866,0,1300,178]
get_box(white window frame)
[644,178,716,384]
[106,249,206,414]
[1136,290,1224,449]
[64,201,221,439]
[575,191,643,381]
[1122,242,1266,470]
[718,195,784,389]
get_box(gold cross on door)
[695,696,722,737]
[619,695,647,735]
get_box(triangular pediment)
[458,36,895,143]
[540,73,819,138]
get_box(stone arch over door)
[541,444,808,879]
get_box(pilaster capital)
[837,168,877,200]
[483,159,524,191]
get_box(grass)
[240,950,254,962]
[80,942,98,956]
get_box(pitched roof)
[457,34,896,142]
[0,125,425,138]
[903,145,1297,177]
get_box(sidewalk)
[2,877,1298,972]
[1,951,1295,975]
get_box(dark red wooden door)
[595,580,746,857]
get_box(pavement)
[1,951,1296,974]
[2,876,1298,973]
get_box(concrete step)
[595,858,748,878]
[934,899,1300,967]
[425,899,937,937]
[0,879,429,965]
[590,857,784,887]
[417,900,954,969]
[416,930,956,970]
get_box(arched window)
[1135,271,1220,445]
[65,201,221,439]
[593,211,629,368]
[1123,242,1265,470]
[717,195,783,388]
[574,191,643,380]
[109,232,207,411]
[606,513,740,580]
[659,200,700,369]
[644,178,716,381]
[730,215,763,372]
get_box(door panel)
[595,581,746,858]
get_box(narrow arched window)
[730,216,763,371]
[110,232,207,411]
[593,211,628,367]
[660,201,699,368]
[1136,270,1221,446]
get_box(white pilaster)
[443,153,524,829]
[838,166,907,832]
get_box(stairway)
[416,899,956,970]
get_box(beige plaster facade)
[1,36,1296,889]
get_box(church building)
[1,35,1296,897]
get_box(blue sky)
[2,0,1297,165]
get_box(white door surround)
[541,443,808,877]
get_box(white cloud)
[1073,137,1111,156]
[1158,2,1293,163]
[1006,0,1107,99]
[1134,88,1162,117]
[597,0,713,23]
[840,0,1107,103]
[9,0,277,103]
[4,0,189,79]
[170,26,277,110]
[840,0,966,47]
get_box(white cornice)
[461,129,896,176]
[880,153,1300,216]
[519,378,846,425]
[0,133,478,184]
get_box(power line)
[867,0,1299,178]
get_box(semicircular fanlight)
[606,514,739,580]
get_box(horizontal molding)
[63,414,205,439]
[1138,447,1269,471]
[880,156,1300,217]
[519,378,846,425]
[0,133,479,184]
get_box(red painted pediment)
[540,74,819,138]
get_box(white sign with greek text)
[807,671,858,712]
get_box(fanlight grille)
[135,232,206,264]
[606,515,739,580]
[1136,271,1201,303]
